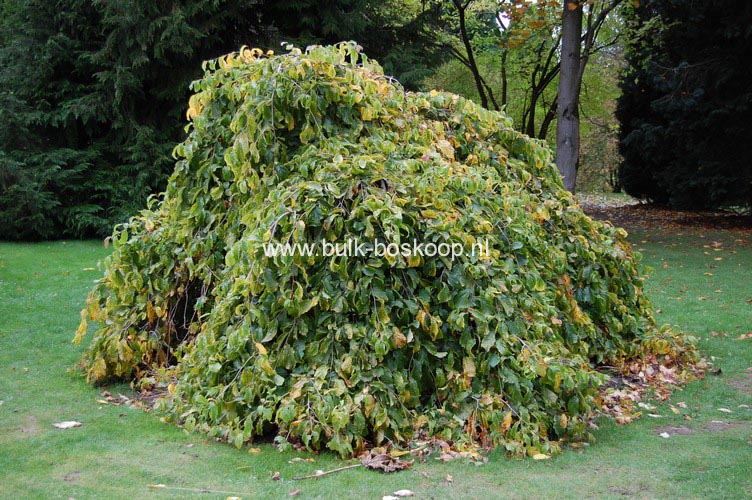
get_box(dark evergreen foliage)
[617,0,752,210]
[0,0,441,239]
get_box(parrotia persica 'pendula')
[75,42,698,458]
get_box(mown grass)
[1,230,750,499]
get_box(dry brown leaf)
[360,450,413,473]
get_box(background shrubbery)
[0,0,442,239]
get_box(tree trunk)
[453,0,489,109]
[556,1,583,193]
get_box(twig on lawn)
[292,463,362,480]
[148,484,246,495]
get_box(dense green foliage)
[75,44,696,457]
[0,0,441,240]
[617,0,752,209]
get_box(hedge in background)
[76,43,697,457]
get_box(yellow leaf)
[87,296,100,321]
[559,414,568,429]
[389,449,411,457]
[521,347,531,362]
[289,380,305,399]
[260,359,274,375]
[501,411,513,432]
[407,253,421,267]
[436,139,455,160]
[359,106,374,121]
[255,342,268,355]
[90,358,107,381]
[416,309,427,329]
[73,309,88,344]
[147,301,156,323]
[463,357,476,378]
[533,453,551,460]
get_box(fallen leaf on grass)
[659,432,670,439]
[97,391,145,410]
[717,408,733,413]
[53,421,82,429]
[288,457,315,463]
[532,453,551,460]
[392,490,415,497]
[360,450,413,473]
[737,333,752,340]
[272,472,281,481]
[289,490,301,497]
[389,449,412,458]
[248,447,261,454]
[444,474,453,484]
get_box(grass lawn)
[1,227,750,499]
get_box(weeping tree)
[75,43,699,458]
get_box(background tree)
[426,0,624,191]
[617,0,752,209]
[556,0,623,192]
[0,0,440,240]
